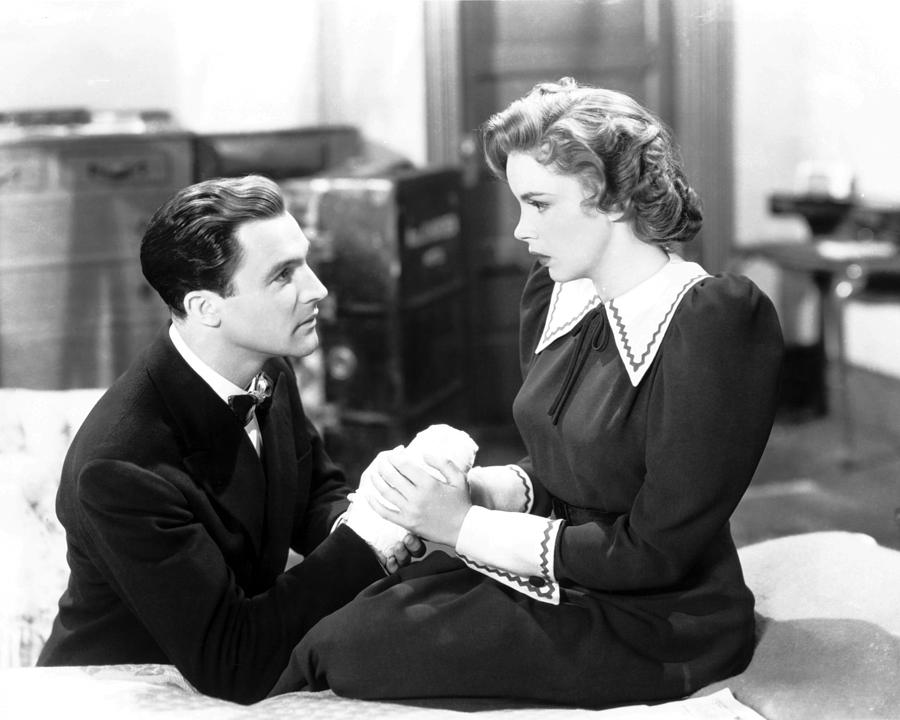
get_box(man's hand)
[365,447,473,548]
[340,490,419,572]
[381,532,426,574]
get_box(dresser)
[0,130,193,389]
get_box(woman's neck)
[590,227,670,301]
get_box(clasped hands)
[352,446,474,572]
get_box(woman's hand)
[466,465,532,512]
[364,447,472,547]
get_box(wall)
[732,0,900,376]
[0,0,426,163]
[0,1,181,113]
[733,0,900,244]
[169,1,323,132]
[316,0,427,165]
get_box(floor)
[473,412,900,552]
[732,413,900,551]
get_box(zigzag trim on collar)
[607,271,708,386]
[537,280,601,352]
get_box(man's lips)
[298,312,318,328]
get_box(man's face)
[217,212,327,362]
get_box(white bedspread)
[0,664,761,719]
[2,531,898,720]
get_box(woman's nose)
[513,213,530,242]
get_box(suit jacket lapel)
[255,365,300,580]
[145,326,266,556]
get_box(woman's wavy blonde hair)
[482,77,702,245]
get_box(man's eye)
[276,268,294,282]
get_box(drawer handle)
[87,159,149,182]
[0,166,21,187]
[421,245,448,268]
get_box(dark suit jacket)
[37,326,384,703]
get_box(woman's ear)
[607,203,628,223]
[183,290,222,328]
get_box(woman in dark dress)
[270,78,784,708]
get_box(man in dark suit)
[37,175,421,703]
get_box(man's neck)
[171,320,262,389]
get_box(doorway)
[425,0,732,431]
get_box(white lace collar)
[535,255,710,386]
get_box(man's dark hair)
[140,174,286,318]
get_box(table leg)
[821,264,866,466]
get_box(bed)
[1,531,898,720]
[2,390,898,718]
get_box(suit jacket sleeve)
[75,457,383,704]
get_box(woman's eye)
[530,200,548,212]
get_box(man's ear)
[183,290,222,327]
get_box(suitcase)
[282,167,469,482]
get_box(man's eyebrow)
[267,257,304,279]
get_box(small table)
[733,240,900,464]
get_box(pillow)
[696,532,900,720]
[0,388,103,456]
[0,388,104,667]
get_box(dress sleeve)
[554,275,785,591]
[455,506,563,604]
[517,262,558,518]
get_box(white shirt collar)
[169,324,263,453]
[169,324,245,404]
[535,255,710,386]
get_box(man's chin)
[289,332,320,358]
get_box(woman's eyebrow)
[520,191,552,200]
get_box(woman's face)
[506,151,614,285]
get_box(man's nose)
[298,266,328,303]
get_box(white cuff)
[455,506,562,605]
[468,464,534,513]
[340,493,409,557]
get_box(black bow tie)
[227,371,273,425]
